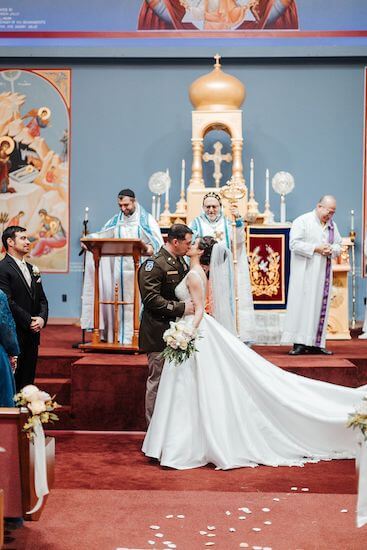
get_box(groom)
[0,225,48,390]
[138,223,194,424]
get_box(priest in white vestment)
[81,189,163,345]
[281,195,342,355]
[189,191,255,341]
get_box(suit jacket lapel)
[6,255,33,297]
[28,264,36,296]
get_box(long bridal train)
[143,275,364,471]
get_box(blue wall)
[1,58,366,319]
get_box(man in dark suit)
[138,223,194,424]
[0,226,48,390]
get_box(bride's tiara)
[203,191,222,205]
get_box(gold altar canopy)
[187,55,247,222]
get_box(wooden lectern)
[80,238,148,352]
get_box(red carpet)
[8,489,367,550]
[52,433,357,494]
[5,433,367,550]
[6,328,364,548]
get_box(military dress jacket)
[138,246,189,352]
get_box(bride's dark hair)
[198,236,217,266]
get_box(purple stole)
[315,221,334,347]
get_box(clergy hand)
[184,300,195,316]
[145,244,154,256]
[30,316,45,333]
[315,244,332,256]
[229,205,241,219]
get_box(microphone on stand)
[73,208,89,348]
[79,209,89,255]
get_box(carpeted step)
[35,377,71,405]
[264,356,358,387]
[37,349,81,377]
[50,405,75,430]
[71,355,147,430]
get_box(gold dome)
[189,55,246,111]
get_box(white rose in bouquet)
[357,398,367,415]
[21,385,40,401]
[37,391,52,403]
[28,399,47,415]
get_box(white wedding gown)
[142,272,364,470]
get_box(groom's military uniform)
[138,246,188,352]
[138,246,189,424]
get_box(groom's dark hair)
[167,224,193,242]
[2,226,27,250]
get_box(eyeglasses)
[204,205,219,210]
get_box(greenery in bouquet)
[161,319,199,366]
[347,396,367,440]
[14,384,61,440]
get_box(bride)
[142,237,364,470]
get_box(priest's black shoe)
[288,344,308,355]
[309,346,333,355]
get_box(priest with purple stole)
[281,196,342,355]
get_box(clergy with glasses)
[189,191,255,341]
[282,195,342,355]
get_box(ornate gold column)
[190,138,205,189]
[231,138,245,187]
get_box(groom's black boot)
[288,344,308,356]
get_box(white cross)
[203,141,232,188]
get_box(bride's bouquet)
[347,396,367,440]
[161,319,199,366]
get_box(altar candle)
[166,168,170,205]
[181,159,185,195]
[351,209,355,231]
[84,207,89,222]
[152,196,156,219]
[265,169,270,203]
[250,158,254,194]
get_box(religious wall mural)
[138,0,299,31]
[0,69,70,272]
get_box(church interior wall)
[0,57,365,320]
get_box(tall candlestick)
[166,168,170,204]
[156,195,161,220]
[181,159,185,195]
[351,209,355,232]
[84,206,89,222]
[265,169,269,202]
[250,158,254,195]
[152,196,156,220]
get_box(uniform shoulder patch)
[145,260,155,272]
